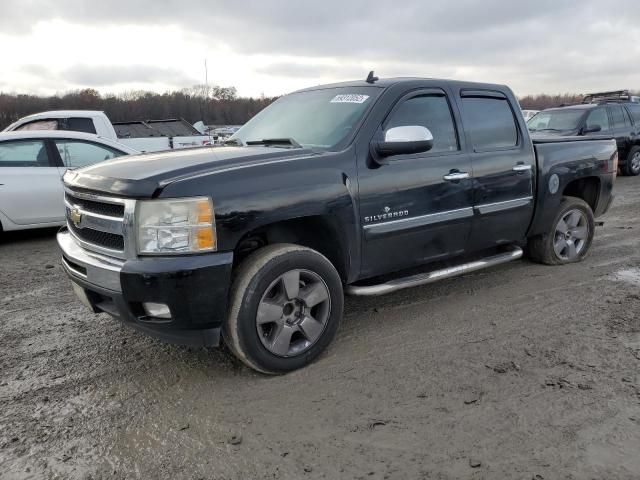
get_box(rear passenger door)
[607,105,634,159]
[0,139,65,225]
[457,90,535,250]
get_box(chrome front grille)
[68,223,125,250]
[64,193,125,217]
[64,188,136,259]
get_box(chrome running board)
[346,245,523,296]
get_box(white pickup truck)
[3,111,214,153]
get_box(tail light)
[610,151,618,180]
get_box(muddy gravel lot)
[1,177,639,480]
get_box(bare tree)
[0,85,277,129]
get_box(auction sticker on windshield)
[330,94,370,104]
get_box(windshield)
[527,109,585,131]
[229,87,380,149]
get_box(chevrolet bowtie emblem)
[69,207,82,228]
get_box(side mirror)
[374,126,434,158]
[582,125,601,134]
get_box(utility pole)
[204,58,208,89]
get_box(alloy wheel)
[256,269,331,357]
[553,209,589,261]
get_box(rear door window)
[460,96,518,151]
[53,140,125,168]
[609,105,627,129]
[626,104,640,124]
[0,140,51,167]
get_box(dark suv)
[528,92,640,176]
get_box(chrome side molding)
[346,245,523,296]
[474,196,533,215]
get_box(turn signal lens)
[195,227,215,250]
[196,200,214,223]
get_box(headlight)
[136,197,216,255]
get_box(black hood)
[63,146,318,197]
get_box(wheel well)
[563,177,600,212]
[233,216,350,281]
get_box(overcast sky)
[2,0,639,98]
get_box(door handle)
[512,164,532,172]
[443,172,470,181]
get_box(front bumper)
[57,229,233,347]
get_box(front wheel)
[224,244,343,374]
[527,196,595,265]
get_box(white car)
[3,110,215,152]
[0,130,138,232]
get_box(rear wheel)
[622,146,640,176]
[224,244,343,374]
[527,196,595,265]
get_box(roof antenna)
[366,71,379,84]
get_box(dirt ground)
[1,177,639,480]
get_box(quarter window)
[0,140,51,167]
[65,118,97,134]
[461,97,518,150]
[385,95,459,153]
[54,140,125,168]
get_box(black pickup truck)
[58,76,617,373]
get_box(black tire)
[223,244,343,374]
[527,196,595,265]
[621,146,640,176]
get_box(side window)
[609,106,626,128]
[627,104,640,124]
[385,94,459,153]
[65,118,97,134]
[461,96,518,150]
[0,140,51,167]
[54,140,125,168]
[623,108,633,127]
[586,108,610,132]
[15,119,59,131]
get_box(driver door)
[358,89,474,278]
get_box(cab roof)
[293,77,509,94]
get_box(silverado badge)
[364,206,409,223]
[69,207,82,228]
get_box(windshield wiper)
[245,138,302,148]
[536,128,562,132]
